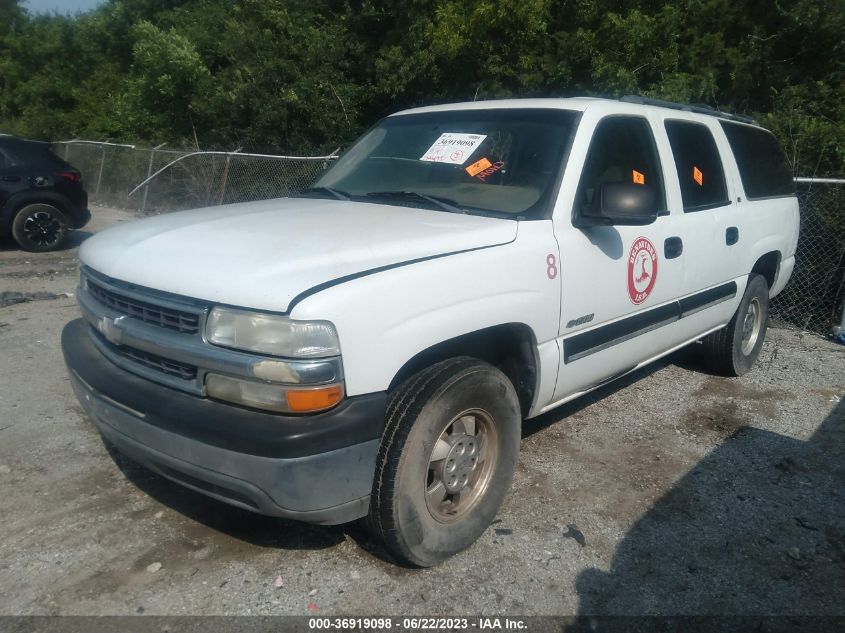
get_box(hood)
[80,198,517,313]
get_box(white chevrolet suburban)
[63,97,799,566]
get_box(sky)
[23,0,105,14]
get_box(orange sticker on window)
[693,166,703,186]
[466,157,493,177]
[632,170,645,185]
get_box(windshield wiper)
[299,186,351,201]
[365,190,465,214]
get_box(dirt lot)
[0,206,843,616]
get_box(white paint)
[80,197,516,313]
[79,97,800,419]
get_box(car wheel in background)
[11,203,69,252]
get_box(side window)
[664,120,729,212]
[720,121,795,199]
[577,116,666,213]
[0,147,21,168]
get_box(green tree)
[114,20,210,141]
[0,0,840,175]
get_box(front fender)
[290,221,560,398]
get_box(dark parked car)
[0,135,91,252]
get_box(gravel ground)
[0,206,843,616]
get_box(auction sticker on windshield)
[420,133,487,164]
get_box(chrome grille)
[87,279,200,334]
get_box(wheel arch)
[388,322,539,418]
[751,251,781,289]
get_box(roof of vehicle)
[393,96,760,127]
[0,135,51,147]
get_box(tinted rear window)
[18,143,66,166]
[720,122,795,199]
[0,140,68,168]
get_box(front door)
[550,113,688,403]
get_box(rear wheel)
[12,203,69,252]
[367,358,521,567]
[701,273,769,376]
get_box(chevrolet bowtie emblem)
[97,315,125,345]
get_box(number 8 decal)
[546,253,558,279]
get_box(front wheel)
[11,203,69,252]
[701,273,770,376]
[367,358,521,567]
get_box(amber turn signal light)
[286,384,344,413]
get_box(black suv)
[0,136,91,252]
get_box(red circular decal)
[627,237,658,304]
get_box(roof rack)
[620,95,758,125]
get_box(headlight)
[206,307,340,358]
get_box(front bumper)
[62,319,387,524]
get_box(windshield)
[306,108,580,218]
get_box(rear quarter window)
[720,121,795,199]
[14,142,68,167]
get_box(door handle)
[664,236,683,259]
[726,227,739,246]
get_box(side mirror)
[578,182,658,227]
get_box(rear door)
[658,117,743,326]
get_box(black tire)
[701,274,770,376]
[11,203,69,252]
[368,357,521,567]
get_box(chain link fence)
[53,140,844,336]
[770,179,845,335]
[53,140,336,214]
